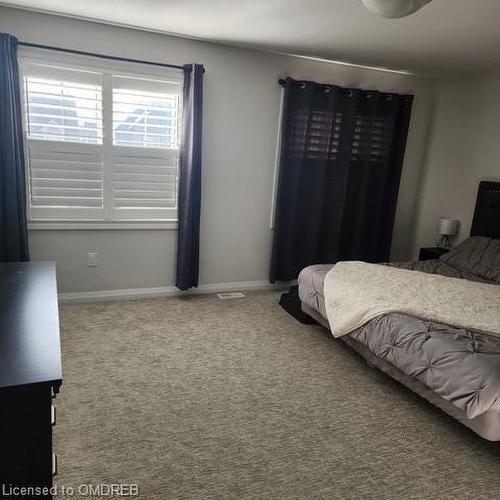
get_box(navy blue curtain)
[270,78,413,282]
[176,64,204,290]
[0,33,29,262]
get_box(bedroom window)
[21,58,182,224]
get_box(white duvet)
[323,261,500,338]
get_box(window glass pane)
[25,76,103,144]
[113,84,179,149]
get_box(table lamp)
[438,217,458,249]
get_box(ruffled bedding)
[297,237,500,421]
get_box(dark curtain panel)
[176,64,204,290]
[270,78,413,282]
[0,33,29,262]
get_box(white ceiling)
[2,0,500,75]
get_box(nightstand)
[419,247,449,261]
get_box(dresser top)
[0,261,62,391]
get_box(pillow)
[440,236,500,283]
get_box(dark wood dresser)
[0,262,62,499]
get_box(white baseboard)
[58,280,292,304]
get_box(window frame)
[19,48,183,230]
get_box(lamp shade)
[438,218,458,236]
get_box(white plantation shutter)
[23,63,104,220]
[111,148,178,220]
[110,75,180,220]
[24,63,103,144]
[351,115,394,163]
[28,141,104,220]
[112,75,180,149]
[21,57,182,222]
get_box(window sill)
[28,221,178,231]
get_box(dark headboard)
[471,181,500,238]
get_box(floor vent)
[217,292,246,299]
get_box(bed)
[297,181,500,441]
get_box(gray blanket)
[298,239,500,419]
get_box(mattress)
[298,260,500,441]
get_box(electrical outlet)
[87,252,98,267]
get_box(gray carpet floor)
[55,291,500,499]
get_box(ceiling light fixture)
[360,0,432,18]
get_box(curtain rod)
[279,77,352,90]
[278,78,351,91]
[278,77,413,99]
[18,41,185,71]
[278,78,358,95]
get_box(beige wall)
[0,7,434,293]
[413,71,500,256]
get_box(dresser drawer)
[0,385,55,491]
[52,452,58,476]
